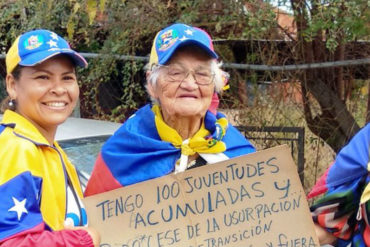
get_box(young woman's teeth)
[46,102,66,107]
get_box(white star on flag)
[8,197,28,221]
[50,32,59,40]
[185,29,194,35]
[47,40,57,48]
[179,36,189,42]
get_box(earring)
[8,99,15,107]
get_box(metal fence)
[236,126,305,185]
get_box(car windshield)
[59,135,111,190]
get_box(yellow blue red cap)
[6,29,87,74]
[149,23,218,68]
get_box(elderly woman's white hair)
[145,56,227,104]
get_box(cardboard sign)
[83,145,319,247]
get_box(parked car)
[56,117,121,190]
[0,114,122,191]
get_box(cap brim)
[159,39,218,65]
[19,49,88,68]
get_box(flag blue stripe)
[0,125,5,135]
[0,172,44,241]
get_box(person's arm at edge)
[314,223,337,245]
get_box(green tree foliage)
[1,0,281,121]
[290,0,370,151]
[0,0,369,151]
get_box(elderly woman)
[84,23,255,196]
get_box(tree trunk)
[291,0,360,153]
[231,42,249,106]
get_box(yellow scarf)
[152,105,227,156]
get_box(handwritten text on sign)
[83,145,319,247]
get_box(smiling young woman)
[6,55,80,144]
[0,30,100,247]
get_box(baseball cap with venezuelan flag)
[149,23,218,69]
[6,29,87,74]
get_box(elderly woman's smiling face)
[148,47,215,121]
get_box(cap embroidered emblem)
[47,39,57,48]
[24,35,43,50]
[149,23,218,67]
[157,29,178,51]
[179,36,188,42]
[185,29,194,35]
[50,32,59,40]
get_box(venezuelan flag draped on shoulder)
[309,123,370,247]
[84,104,255,196]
